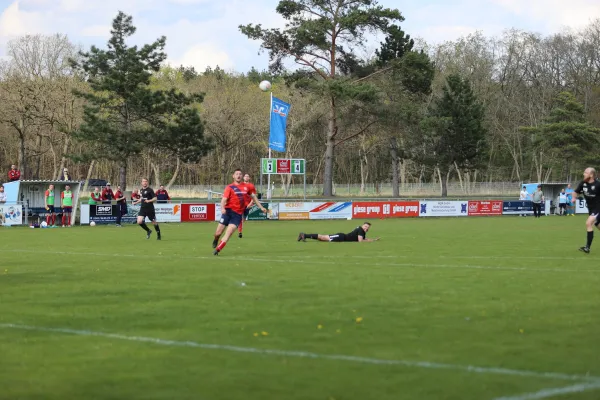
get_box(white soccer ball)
[41,221,48,228]
[90,221,96,227]
[259,80,272,92]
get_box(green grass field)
[1,216,600,400]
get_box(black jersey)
[345,226,367,242]
[575,179,600,213]
[140,187,156,210]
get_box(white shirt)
[519,190,528,200]
[0,191,6,203]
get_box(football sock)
[307,234,318,239]
[52,215,56,225]
[140,223,151,233]
[62,215,66,226]
[587,231,593,248]
[154,224,161,234]
[238,220,243,233]
[217,241,227,251]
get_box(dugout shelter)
[2,180,82,225]
[521,182,572,214]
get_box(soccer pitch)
[1,217,599,400]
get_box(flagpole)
[267,91,272,200]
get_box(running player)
[213,169,266,255]
[298,222,380,242]
[60,184,73,227]
[573,167,600,253]
[44,184,56,226]
[238,173,256,238]
[133,178,161,240]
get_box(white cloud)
[80,25,111,38]
[0,1,49,39]
[492,0,600,29]
[166,43,234,71]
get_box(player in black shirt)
[133,178,161,240]
[297,222,379,242]
[573,167,600,253]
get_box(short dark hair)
[363,222,371,226]
[234,168,242,173]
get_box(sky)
[1,0,600,73]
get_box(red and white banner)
[352,201,419,219]
[468,200,503,216]
[181,203,215,222]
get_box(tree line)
[1,1,599,197]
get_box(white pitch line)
[1,249,597,273]
[493,381,600,400]
[262,254,587,261]
[1,323,598,384]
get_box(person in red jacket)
[8,164,21,182]
[156,185,171,203]
[131,189,141,203]
[101,183,114,204]
[114,185,127,227]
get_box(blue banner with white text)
[269,96,290,152]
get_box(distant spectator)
[45,184,57,226]
[7,164,20,182]
[114,185,127,227]
[532,185,545,218]
[101,183,114,204]
[559,189,567,216]
[0,184,6,203]
[60,168,71,181]
[519,186,529,217]
[89,187,102,205]
[131,189,141,203]
[61,185,73,227]
[566,183,575,216]
[156,185,171,203]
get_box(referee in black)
[133,178,161,240]
[573,167,600,253]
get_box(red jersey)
[223,182,247,214]
[101,188,114,201]
[114,190,125,203]
[131,192,141,201]
[241,182,256,207]
[8,169,20,181]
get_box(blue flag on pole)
[269,95,290,152]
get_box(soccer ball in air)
[90,221,96,227]
[259,80,272,92]
[41,221,48,228]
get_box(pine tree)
[417,74,487,197]
[71,12,212,189]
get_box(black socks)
[140,222,151,233]
[307,234,318,239]
[154,224,161,234]
[587,231,594,248]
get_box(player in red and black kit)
[114,185,127,227]
[101,184,114,204]
[238,173,257,238]
[8,164,20,182]
[213,169,266,255]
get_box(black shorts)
[219,209,243,227]
[588,210,600,225]
[138,207,156,221]
[328,233,346,242]
[559,203,566,209]
[63,206,73,214]
[46,205,55,213]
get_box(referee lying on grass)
[297,222,379,242]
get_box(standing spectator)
[114,185,127,227]
[0,184,6,204]
[101,183,114,204]
[7,164,20,182]
[156,185,171,203]
[60,168,71,181]
[532,185,545,218]
[61,185,73,227]
[558,189,567,216]
[131,189,141,203]
[519,186,529,217]
[89,187,102,205]
[565,183,575,216]
[45,184,57,226]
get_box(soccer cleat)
[213,249,219,256]
[297,232,305,242]
[146,231,152,240]
[579,246,590,254]
[116,224,122,227]
[238,232,243,238]
[212,239,218,248]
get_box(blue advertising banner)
[269,96,290,152]
[502,200,545,215]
